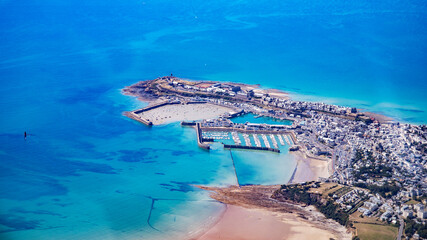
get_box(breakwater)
[228,149,240,187]
[223,144,280,153]
[196,123,210,150]
[124,112,153,126]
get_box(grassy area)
[322,184,341,197]
[307,182,338,195]
[348,200,365,215]
[404,199,420,205]
[350,212,382,224]
[333,186,352,198]
[354,223,398,240]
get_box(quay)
[224,144,280,153]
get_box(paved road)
[397,218,404,240]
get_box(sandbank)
[196,185,351,240]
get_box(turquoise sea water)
[1,0,426,239]
[231,113,293,125]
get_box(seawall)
[223,144,280,153]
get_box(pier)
[289,132,298,145]
[283,134,291,145]
[278,135,285,145]
[124,112,153,126]
[231,132,241,145]
[261,134,270,148]
[253,134,261,147]
[270,134,278,149]
[243,134,251,146]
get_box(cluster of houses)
[401,203,427,219]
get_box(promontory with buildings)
[123,76,427,240]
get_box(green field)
[354,223,398,240]
[404,199,420,205]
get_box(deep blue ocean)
[1,0,426,239]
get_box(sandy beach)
[362,111,395,123]
[197,205,338,240]
[196,185,351,240]
[195,150,339,240]
[136,103,234,125]
[288,150,331,184]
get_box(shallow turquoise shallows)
[0,0,426,239]
[231,113,293,125]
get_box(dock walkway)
[270,134,278,149]
[261,134,270,148]
[253,134,261,147]
[278,135,285,145]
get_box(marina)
[201,131,230,140]
[193,124,297,153]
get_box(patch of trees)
[276,185,349,226]
[353,183,399,198]
[354,165,393,180]
[405,218,427,239]
[353,149,364,162]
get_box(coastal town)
[123,76,427,239]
